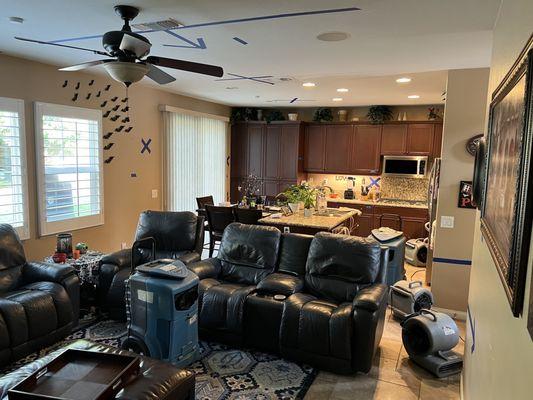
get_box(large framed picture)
[481,34,533,319]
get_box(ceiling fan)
[15,5,224,87]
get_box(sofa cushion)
[218,223,281,285]
[0,225,25,294]
[305,233,382,303]
[278,233,313,276]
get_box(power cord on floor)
[410,269,424,280]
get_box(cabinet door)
[324,125,353,173]
[264,125,281,179]
[407,124,434,155]
[304,125,326,171]
[402,218,428,240]
[432,123,443,158]
[374,214,402,231]
[354,214,374,237]
[230,178,242,203]
[280,125,300,180]
[230,124,248,177]
[352,125,382,174]
[247,125,264,176]
[381,125,407,155]
[264,180,279,197]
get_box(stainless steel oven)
[383,156,428,178]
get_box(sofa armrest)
[100,249,132,269]
[352,284,389,312]
[24,261,76,284]
[187,258,221,280]
[179,252,201,265]
[256,273,304,297]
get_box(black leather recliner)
[0,224,80,367]
[188,223,281,345]
[98,211,204,320]
[188,222,389,374]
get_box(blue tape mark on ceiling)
[290,97,298,103]
[216,73,274,85]
[163,31,206,49]
[50,7,361,43]
[233,37,248,45]
[432,257,472,266]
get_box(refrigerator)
[425,158,441,285]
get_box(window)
[34,102,103,236]
[162,107,228,212]
[0,97,29,239]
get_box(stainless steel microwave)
[383,156,428,178]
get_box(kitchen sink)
[315,209,352,217]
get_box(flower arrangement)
[428,107,441,120]
[278,182,317,209]
[238,174,262,199]
[367,105,393,124]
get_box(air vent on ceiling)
[132,18,183,31]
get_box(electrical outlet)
[120,242,127,249]
[440,216,455,228]
[151,189,158,199]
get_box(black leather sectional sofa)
[0,224,80,367]
[188,222,389,374]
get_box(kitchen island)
[258,208,361,235]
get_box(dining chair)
[196,195,215,250]
[234,208,263,225]
[205,205,236,257]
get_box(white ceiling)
[0,0,501,107]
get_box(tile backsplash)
[306,173,429,202]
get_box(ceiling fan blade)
[119,33,151,58]
[59,60,111,71]
[15,36,109,56]
[145,56,223,77]
[146,64,176,84]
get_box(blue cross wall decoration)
[141,138,152,154]
[368,177,381,189]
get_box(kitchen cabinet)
[407,124,434,155]
[432,123,443,158]
[324,125,353,173]
[304,125,326,172]
[230,121,304,202]
[351,125,382,174]
[328,202,429,240]
[381,125,408,155]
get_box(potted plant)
[312,108,334,122]
[265,109,285,123]
[366,105,393,124]
[278,182,317,216]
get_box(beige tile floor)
[304,265,465,400]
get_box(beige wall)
[0,55,230,260]
[463,1,533,399]
[431,68,490,313]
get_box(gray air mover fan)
[390,280,433,320]
[401,310,463,378]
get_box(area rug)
[0,317,317,400]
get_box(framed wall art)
[481,33,533,319]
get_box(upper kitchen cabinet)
[351,125,382,174]
[432,123,443,158]
[406,123,434,155]
[247,124,264,176]
[381,123,438,156]
[230,123,249,177]
[263,125,281,180]
[265,122,303,180]
[304,124,326,172]
[324,125,353,173]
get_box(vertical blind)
[0,97,29,239]
[35,103,103,236]
[163,110,228,212]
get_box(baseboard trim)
[460,371,465,400]
[432,306,467,321]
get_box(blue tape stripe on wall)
[233,37,248,45]
[433,257,472,265]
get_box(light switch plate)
[440,216,455,228]
[151,189,158,199]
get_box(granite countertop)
[258,208,361,230]
[327,197,428,209]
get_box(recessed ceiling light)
[302,82,316,87]
[317,31,350,42]
[408,95,420,99]
[337,88,349,92]
[8,16,24,24]
[332,98,343,102]
[396,77,411,83]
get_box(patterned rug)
[0,317,317,400]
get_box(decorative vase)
[56,233,73,258]
[288,202,300,213]
[338,109,347,122]
[288,113,298,121]
[303,208,313,217]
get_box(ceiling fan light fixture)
[103,61,149,86]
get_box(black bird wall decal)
[62,80,68,88]
[115,125,124,132]
[89,79,94,86]
[96,91,101,98]
[75,82,80,90]
[104,85,111,91]
[100,101,107,108]
[112,105,120,111]
[110,115,119,121]
[121,97,128,103]
[86,93,91,100]
[104,156,114,164]
[122,117,130,123]
[121,106,129,112]
[125,126,133,133]
[111,96,118,102]
[72,93,78,101]
[103,142,114,150]
[103,110,111,118]
[103,132,114,139]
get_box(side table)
[44,250,105,315]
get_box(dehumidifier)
[401,310,463,378]
[122,254,199,368]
